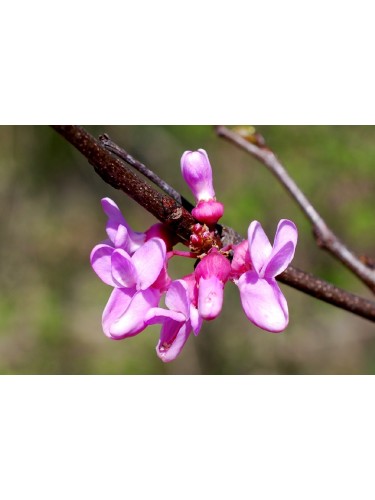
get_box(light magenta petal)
[90,244,115,286]
[114,224,129,248]
[111,249,137,288]
[181,149,215,202]
[263,219,298,278]
[101,198,127,245]
[132,238,166,290]
[165,280,190,318]
[247,221,273,275]
[145,307,186,326]
[126,232,147,255]
[189,304,203,336]
[109,288,161,339]
[101,197,145,253]
[198,276,224,321]
[102,287,135,338]
[156,321,192,363]
[237,271,289,333]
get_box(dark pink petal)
[192,200,224,225]
[247,221,273,275]
[165,280,190,318]
[156,321,192,363]
[263,219,298,278]
[230,240,251,279]
[111,249,137,288]
[109,288,161,339]
[132,238,166,290]
[181,149,215,202]
[195,248,231,283]
[237,271,289,333]
[102,287,135,338]
[145,223,176,251]
[90,244,116,286]
[198,276,224,321]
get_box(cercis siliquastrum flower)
[91,149,298,362]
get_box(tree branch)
[51,125,375,323]
[98,133,194,212]
[215,125,375,294]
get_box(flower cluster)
[91,149,298,362]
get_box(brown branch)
[98,133,194,212]
[51,125,195,245]
[51,125,375,323]
[215,125,375,294]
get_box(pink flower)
[145,276,202,362]
[91,237,167,290]
[194,248,231,320]
[181,149,224,225]
[91,237,170,339]
[234,219,298,332]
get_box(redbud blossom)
[195,248,231,320]
[234,219,298,332]
[181,149,224,225]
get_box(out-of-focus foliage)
[0,126,374,374]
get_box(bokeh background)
[1,125,374,374]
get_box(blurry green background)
[1,125,374,374]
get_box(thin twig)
[99,133,194,212]
[51,125,375,324]
[215,125,375,294]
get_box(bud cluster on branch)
[51,126,375,357]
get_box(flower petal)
[90,244,116,286]
[156,321,192,363]
[237,271,289,332]
[132,238,166,290]
[189,304,203,336]
[230,240,251,279]
[111,249,137,288]
[113,224,129,248]
[198,276,224,321]
[101,197,145,253]
[145,307,187,326]
[165,280,190,318]
[102,287,135,338]
[181,149,215,202]
[192,200,224,225]
[101,197,127,245]
[247,221,273,275]
[109,287,161,339]
[263,219,298,278]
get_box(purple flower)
[101,197,146,254]
[234,219,298,332]
[145,275,202,362]
[181,149,224,225]
[194,248,231,320]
